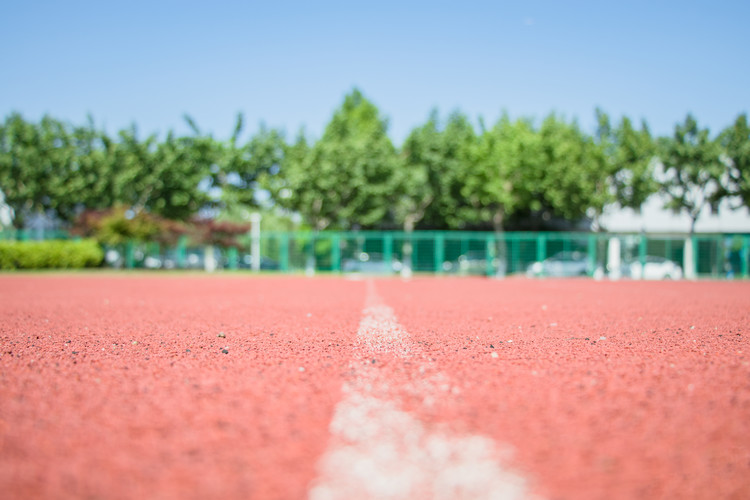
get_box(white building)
[598,193,749,279]
[599,194,750,234]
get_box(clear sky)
[2,0,748,145]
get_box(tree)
[659,114,724,235]
[51,117,118,221]
[595,109,658,217]
[275,89,399,230]
[0,113,71,227]
[611,116,659,213]
[463,114,540,232]
[534,114,611,225]
[396,110,478,231]
[111,125,214,221]
[215,114,285,216]
[394,111,441,233]
[427,111,479,229]
[718,113,750,209]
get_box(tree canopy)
[659,114,725,234]
[273,89,399,230]
[719,113,750,208]
[2,92,748,233]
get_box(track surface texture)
[1,275,749,500]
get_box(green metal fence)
[249,231,750,279]
[1,229,748,279]
[0,228,71,241]
[245,231,747,279]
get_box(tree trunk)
[305,231,318,276]
[493,208,507,278]
[684,216,698,280]
[401,216,415,278]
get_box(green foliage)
[56,118,119,219]
[462,113,612,231]
[397,110,479,230]
[394,113,440,231]
[612,117,659,211]
[216,115,285,211]
[535,114,611,221]
[0,114,215,226]
[275,89,400,230]
[111,126,214,220]
[3,97,750,236]
[216,205,299,232]
[0,113,69,226]
[464,115,540,231]
[0,239,103,269]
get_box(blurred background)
[1,1,748,277]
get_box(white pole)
[400,240,413,279]
[684,237,696,280]
[607,237,621,280]
[205,245,216,273]
[250,212,261,272]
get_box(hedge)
[0,239,104,270]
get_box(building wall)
[600,194,750,234]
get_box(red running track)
[1,275,749,499]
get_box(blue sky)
[2,1,748,145]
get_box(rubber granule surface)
[1,275,749,500]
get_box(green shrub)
[0,239,104,270]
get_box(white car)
[624,256,682,280]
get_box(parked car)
[239,254,279,270]
[527,251,593,277]
[342,252,402,274]
[442,251,499,275]
[623,256,682,280]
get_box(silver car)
[527,251,591,277]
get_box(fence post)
[383,233,393,270]
[280,233,289,273]
[510,233,520,274]
[608,236,622,280]
[587,234,597,277]
[176,235,187,269]
[665,238,672,263]
[305,234,316,275]
[125,241,135,269]
[684,236,697,280]
[149,242,160,266]
[434,233,445,274]
[250,212,262,272]
[227,247,238,270]
[401,233,414,278]
[486,234,495,277]
[639,234,647,269]
[743,236,750,279]
[331,233,341,273]
[693,235,699,278]
[536,233,547,263]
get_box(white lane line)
[308,281,536,500]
